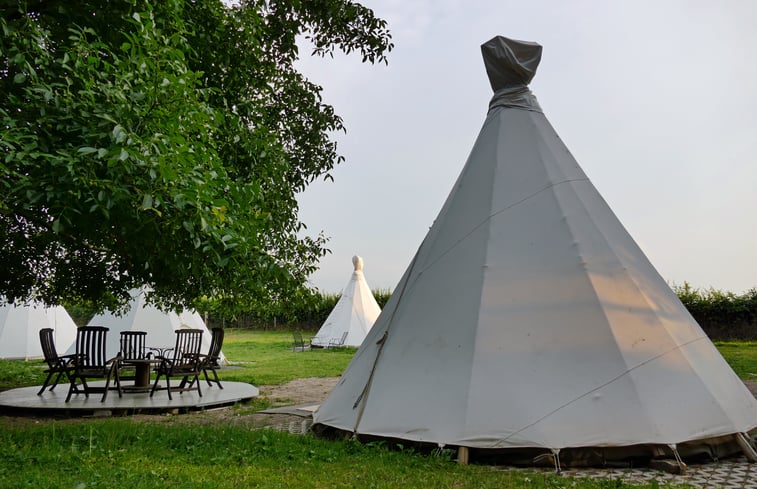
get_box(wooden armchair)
[117,331,149,383]
[150,329,203,400]
[37,328,77,395]
[65,326,121,402]
[198,327,224,389]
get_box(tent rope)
[551,448,562,473]
[668,444,686,473]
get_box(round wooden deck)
[0,380,258,416]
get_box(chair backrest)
[75,326,109,368]
[39,328,60,367]
[119,331,147,360]
[169,329,203,368]
[293,331,303,344]
[207,328,224,365]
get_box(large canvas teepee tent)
[312,256,382,348]
[87,288,226,364]
[313,36,757,464]
[0,301,78,360]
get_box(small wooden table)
[121,358,159,391]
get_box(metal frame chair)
[65,326,121,402]
[37,328,76,395]
[292,331,310,351]
[150,329,203,400]
[327,331,349,349]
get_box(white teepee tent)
[313,36,757,465]
[0,300,78,360]
[312,256,382,348]
[87,288,226,364]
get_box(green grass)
[714,341,757,379]
[0,418,679,489]
[219,329,356,385]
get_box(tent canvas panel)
[0,302,77,360]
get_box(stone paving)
[558,457,757,488]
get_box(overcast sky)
[295,0,757,295]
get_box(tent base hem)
[311,424,757,469]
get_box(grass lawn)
[1,330,753,488]
[714,341,757,379]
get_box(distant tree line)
[66,284,756,339]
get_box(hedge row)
[205,284,757,340]
[673,283,757,340]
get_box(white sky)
[295,0,757,295]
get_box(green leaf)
[141,194,153,209]
[112,125,126,143]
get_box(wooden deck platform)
[0,380,258,416]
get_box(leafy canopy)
[0,0,392,311]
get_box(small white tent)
[312,256,382,348]
[87,288,226,364]
[313,36,757,465]
[0,301,78,360]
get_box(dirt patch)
[119,377,341,429]
[262,376,340,407]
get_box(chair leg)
[101,374,111,402]
[49,370,67,391]
[65,375,78,403]
[102,363,122,402]
[149,374,161,397]
[205,368,223,389]
[37,372,55,395]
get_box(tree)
[0,0,392,311]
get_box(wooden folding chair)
[65,326,121,402]
[199,327,224,388]
[150,329,203,400]
[37,328,76,395]
[117,331,148,381]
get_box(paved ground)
[558,458,757,489]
